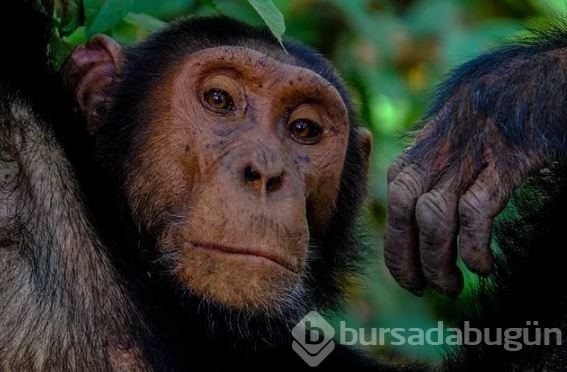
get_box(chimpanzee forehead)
[180,46,340,93]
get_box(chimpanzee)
[0,1,565,371]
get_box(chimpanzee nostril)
[243,164,284,194]
[244,166,262,183]
[266,174,283,193]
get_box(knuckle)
[387,162,401,183]
[388,171,423,214]
[416,191,453,228]
[459,189,486,218]
[388,186,416,214]
[387,157,409,183]
[388,168,424,201]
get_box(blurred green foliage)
[48,0,562,364]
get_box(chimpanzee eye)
[288,119,323,145]
[203,88,236,112]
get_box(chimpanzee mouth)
[189,241,299,273]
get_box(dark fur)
[0,2,182,370]
[408,21,567,171]
[1,1,566,371]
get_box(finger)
[458,166,511,275]
[415,187,463,297]
[387,156,409,184]
[385,164,428,295]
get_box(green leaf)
[84,0,104,27]
[53,0,81,34]
[62,26,88,45]
[85,0,133,37]
[131,0,197,19]
[248,0,286,46]
[124,12,167,32]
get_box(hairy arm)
[385,27,567,296]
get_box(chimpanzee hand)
[384,46,567,296]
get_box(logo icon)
[292,311,335,367]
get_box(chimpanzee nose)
[243,163,284,194]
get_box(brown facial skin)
[132,47,350,309]
[63,39,368,312]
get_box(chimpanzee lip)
[189,240,299,273]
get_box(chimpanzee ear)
[61,34,123,136]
